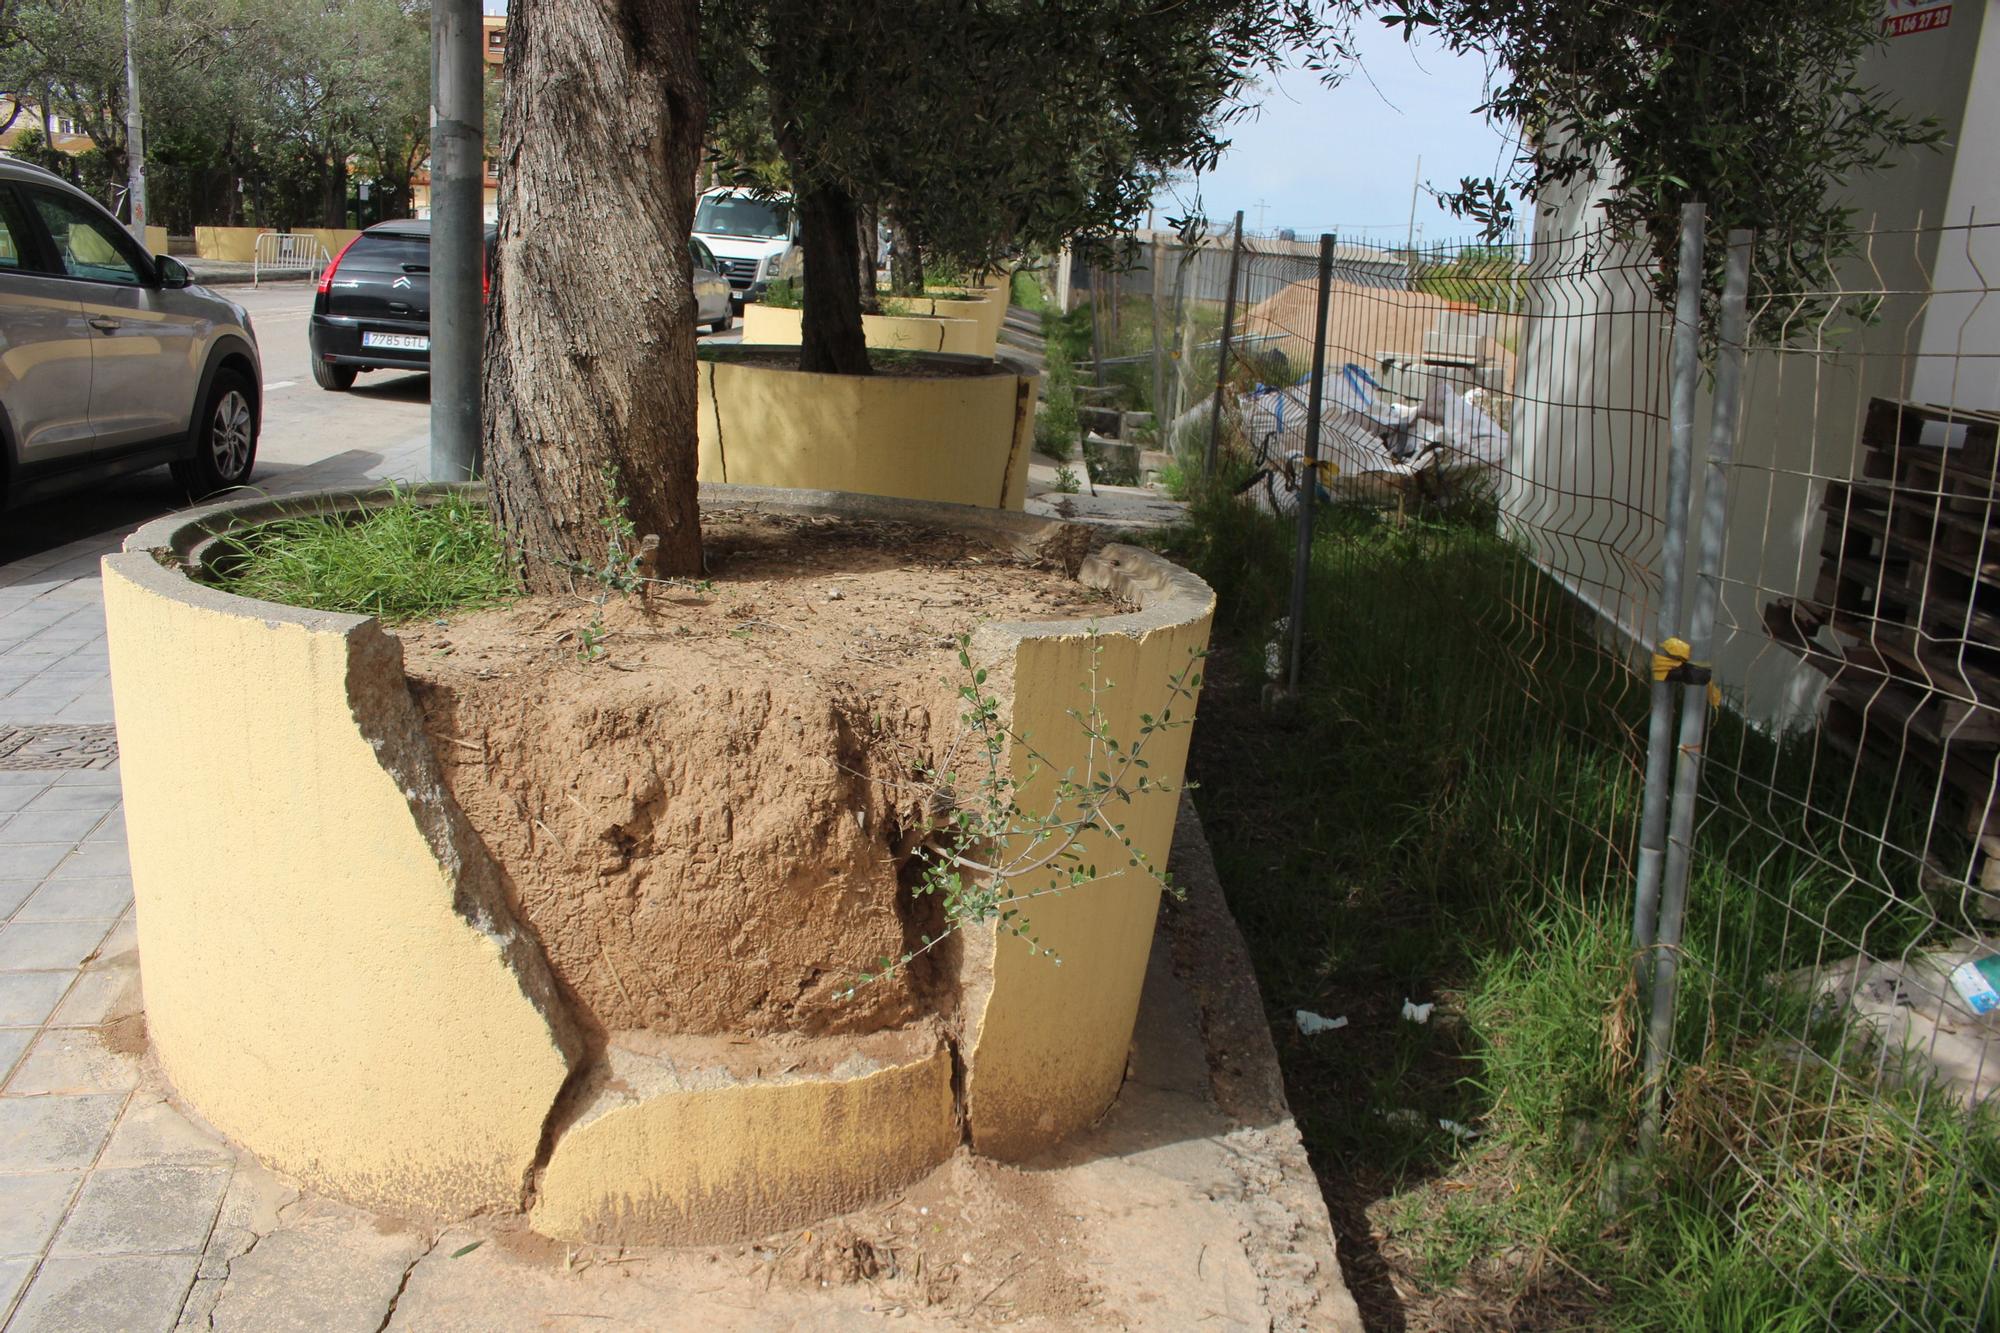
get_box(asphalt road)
[0,281,741,571]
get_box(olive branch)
[843,628,1205,996]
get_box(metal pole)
[1150,234,1167,432]
[122,0,147,240]
[1285,234,1337,697]
[1630,203,1706,1017]
[429,0,483,482]
[1204,210,1245,477]
[1642,228,1752,1138]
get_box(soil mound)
[395,512,1121,1042]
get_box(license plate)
[362,332,429,351]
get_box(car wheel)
[311,357,358,391]
[711,311,734,333]
[171,369,259,500]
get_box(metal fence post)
[429,0,483,483]
[1285,234,1337,697]
[1643,228,1752,1131]
[1205,210,1246,477]
[1630,202,1706,1065]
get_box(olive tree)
[1349,0,1941,321]
[704,0,1292,374]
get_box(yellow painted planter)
[740,300,984,356]
[192,226,359,264]
[902,294,1004,353]
[103,485,1212,1241]
[697,347,1036,510]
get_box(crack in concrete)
[372,1233,440,1333]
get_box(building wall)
[1508,5,1988,726]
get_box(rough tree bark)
[793,181,871,375]
[483,0,706,589]
[887,217,923,296]
[857,198,881,316]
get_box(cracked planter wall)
[101,485,1211,1242]
[697,356,1035,511]
[894,293,1005,354]
[739,301,989,356]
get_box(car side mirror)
[155,254,191,289]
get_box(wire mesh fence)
[1068,207,2000,1325]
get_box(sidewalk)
[0,445,1353,1331]
[0,442,425,1332]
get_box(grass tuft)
[210,489,517,624]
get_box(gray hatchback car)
[0,157,261,510]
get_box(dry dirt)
[394,511,1122,1044]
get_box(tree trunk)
[794,180,870,376]
[483,0,706,590]
[856,198,880,316]
[321,154,348,227]
[888,218,922,296]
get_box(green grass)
[1154,490,1998,1329]
[210,489,517,624]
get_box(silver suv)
[0,157,261,510]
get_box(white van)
[692,188,801,310]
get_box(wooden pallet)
[1764,399,2000,893]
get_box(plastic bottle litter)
[1295,1009,1348,1036]
[1401,998,1435,1024]
[1949,954,2000,1015]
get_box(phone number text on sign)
[1883,3,1950,37]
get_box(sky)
[1151,20,1519,250]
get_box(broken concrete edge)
[105,482,1217,1243]
[1164,794,1366,1332]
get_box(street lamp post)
[429,0,483,482]
[123,0,147,241]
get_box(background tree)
[702,0,1292,374]
[1347,0,1941,324]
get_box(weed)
[1052,465,1081,494]
[209,486,516,623]
[844,631,1204,994]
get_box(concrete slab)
[51,1165,230,1256]
[8,1252,198,1332]
[205,1202,429,1333]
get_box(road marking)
[262,380,298,391]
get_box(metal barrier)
[252,232,332,286]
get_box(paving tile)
[0,922,112,973]
[8,1252,198,1332]
[0,809,110,846]
[0,972,73,1026]
[0,880,36,920]
[5,1030,140,1097]
[0,1094,125,1171]
[47,966,138,1029]
[98,918,137,956]
[0,1171,82,1258]
[0,1255,34,1317]
[204,1210,426,1333]
[52,1166,229,1257]
[51,769,119,788]
[0,786,55,814]
[16,880,132,924]
[48,846,131,882]
[82,814,125,846]
[98,1098,230,1171]
[0,845,70,882]
[50,702,114,724]
[0,1029,29,1080]
[22,787,120,814]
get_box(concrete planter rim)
[697,341,1005,376]
[119,480,1213,643]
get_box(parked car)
[308,218,497,391]
[689,237,734,333]
[692,187,801,310]
[0,157,262,509]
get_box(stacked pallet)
[1762,398,2000,902]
